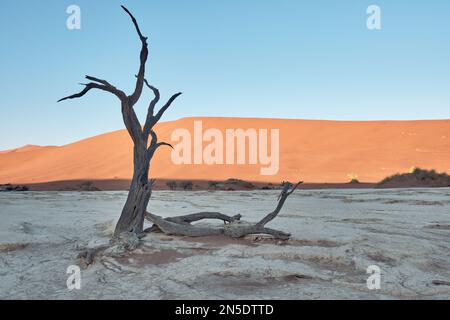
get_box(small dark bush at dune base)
[225,178,256,189]
[0,184,29,192]
[377,168,450,188]
[166,181,177,190]
[77,181,101,191]
[180,181,193,190]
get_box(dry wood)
[144,182,302,240]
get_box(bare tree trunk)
[115,142,154,236]
[115,164,150,236]
[115,182,151,235]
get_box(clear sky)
[0,0,449,150]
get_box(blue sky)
[0,0,449,149]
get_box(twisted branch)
[121,5,149,106]
[58,76,125,102]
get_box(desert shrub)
[180,181,193,190]
[225,178,255,189]
[347,173,359,184]
[208,181,219,188]
[378,168,450,188]
[166,181,177,190]
[78,181,100,191]
[0,184,29,192]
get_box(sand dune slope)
[0,117,449,184]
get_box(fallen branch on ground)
[144,181,302,240]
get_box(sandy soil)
[0,189,449,299]
[1,117,449,185]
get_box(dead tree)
[59,6,301,244]
[59,6,181,237]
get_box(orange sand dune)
[0,144,55,154]
[0,117,449,184]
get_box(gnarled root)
[77,245,109,268]
[77,232,142,268]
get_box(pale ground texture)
[0,189,449,300]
